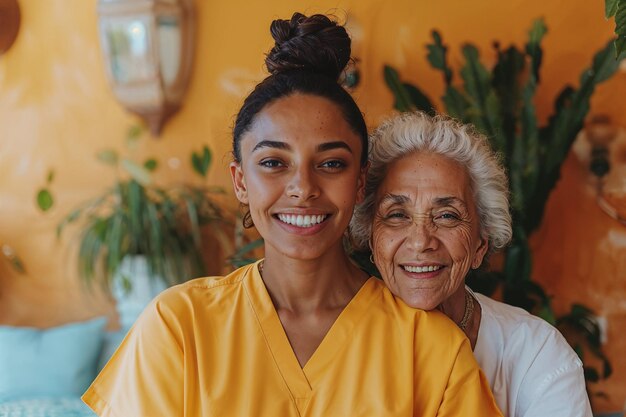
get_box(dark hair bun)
[265,13,351,82]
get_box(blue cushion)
[0,317,107,402]
[96,326,130,372]
[0,396,97,416]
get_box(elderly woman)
[351,111,592,417]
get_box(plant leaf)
[526,18,548,83]
[616,0,626,57]
[192,146,212,178]
[1,244,26,274]
[402,83,436,114]
[607,0,619,18]
[442,87,470,120]
[603,357,613,378]
[584,367,600,382]
[383,65,415,112]
[183,194,202,250]
[426,30,453,85]
[36,189,54,212]
[143,158,158,171]
[203,146,212,171]
[96,149,119,166]
[528,40,620,234]
[126,125,143,147]
[56,210,78,238]
[10,255,26,274]
[617,36,626,58]
[104,212,125,281]
[459,44,499,139]
[121,158,153,186]
[127,180,144,254]
[503,227,532,286]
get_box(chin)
[402,293,441,311]
[276,244,328,261]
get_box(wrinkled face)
[230,93,366,261]
[371,152,488,310]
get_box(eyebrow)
[316,141,353,154]
[378,194,468,209]
[378,194,411,206]
[433,196,468,209]
[252,140,289,153]
[251,140,353,154]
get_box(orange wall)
[1,0,624,411]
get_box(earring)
[471,258,481,270]
[369,253,375,264]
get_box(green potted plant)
[382,19,622,398]
[56,126,231,327]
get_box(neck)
[438,285,467,324]
[438,284,481,349]
[260,242,368,314]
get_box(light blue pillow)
[0,317,107,402]
[96,326,130,372]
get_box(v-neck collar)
[243,260,379,413]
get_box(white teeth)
[403,265,442,273]
[277,214,327,227]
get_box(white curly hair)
[350,111,512,256]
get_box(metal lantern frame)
[97,0,195,136]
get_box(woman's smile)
[400,263,445,276]
[274,212,331,235]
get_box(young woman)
[83,13,502,417]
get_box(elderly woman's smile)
[371,151,488,311]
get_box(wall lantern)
[0,0,21,55]
[573,115,626,226]
[96,0,195,136]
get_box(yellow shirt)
[83,262,502,417]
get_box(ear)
[356,162,369,204]
[229,162,249,204]
[472,236,489,269]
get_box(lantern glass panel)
[102,17,155,84]
[157,15,181,87]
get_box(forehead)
[243,93,362,152]
[377,152,473,204]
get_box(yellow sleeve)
[437,337,503,417]
[82,294,184,417]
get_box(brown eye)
[259,159,285,168]
[387,211,408,219]
[319,159,346,170]
[433,212,461,227]
[382,211,411,225]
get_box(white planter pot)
[112,256,168,329]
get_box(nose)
[285,165,320,201]
[405,215,439,252]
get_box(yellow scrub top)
[83,262,502,417]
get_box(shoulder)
[145,264,255,324]
[475,292,578,362]
[474,292,586,412]
[156,264,251,301]
[371,281,469,352]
